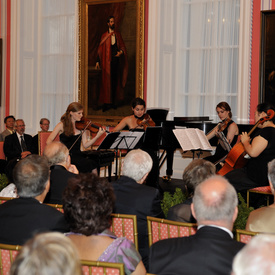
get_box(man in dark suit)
[4,119,33,181]
[43,141,78,204]
[149,175,245,275]
[0,155,69,245]
[112,149,164,270]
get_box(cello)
[217,109,275,176]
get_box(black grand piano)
[146,110,253,179]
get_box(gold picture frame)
[78,0,145,125]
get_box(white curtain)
[147,0,242,123]
[38,0,77,130]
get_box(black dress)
[204,120,238,164]
[60,133,97,173]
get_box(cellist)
[225,102,275,194]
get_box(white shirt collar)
[198,224,233,239]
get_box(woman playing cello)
[46,102,105,174]
[225,102,275,193]
[205,102,239,166]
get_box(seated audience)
[31,118,50,154]
[43,141,78,204]
[4,119,33,182]
[112,149,164,270]
[10,232,82,275]
[232,234,275,275]
[149,175,245,275]
[167,159,216,222]
[0,115,15,141]
[0,155,69,245]
[63,173,146,275]
[246,158,275,233]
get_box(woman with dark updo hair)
[63,173,146,275]
[225,102,275,194]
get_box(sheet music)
[110,131,144,150]
[173,128,212,151]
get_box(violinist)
[112,97,159,188]
[112,97,155,132]
[225,102,275,196]
[205,102,239,167]
[46,102,105,174]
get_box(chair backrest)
[38,131,60,155]
[0,197,14,204]
[0,243,21,275]
[110,213,138,250]
[235,229,258,244]
[45,203,64,213]
[81,260,124,275]
[0,142,5,160]
[147,216,197,247]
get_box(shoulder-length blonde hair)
[61,102,83,136]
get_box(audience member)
[246,158,275,232]
[32,118,50,154]
[0,115,15,141]
[63,173,146,275]
[149,175,245,275]
[112,149,164,270]
[4,119,33,181]
[10,232,82,275]
[232,234,275,275]
[43,141,78,204]
[167,159,216,222]
[0,155,69,245]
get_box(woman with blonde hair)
[47,102,105,173]
[10,232,82,275]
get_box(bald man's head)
[192,175,238,228]
[43,142,69,167]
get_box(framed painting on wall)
[78,0,145,126]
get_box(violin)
[136,113,156,130]
[75,117,109,134]
[217,109,275,176]
[217,118,231,133]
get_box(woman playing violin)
[225,102,275,194]
[112,97,159,188]
[46,102,105,174]
[112,97,155,131]
[205,102,239,166]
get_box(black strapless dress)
[60,133,98,173]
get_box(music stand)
[99,131,144,179]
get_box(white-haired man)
[112,149,164,270]
[149,175,245,275]
[232,234,275,275]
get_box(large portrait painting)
[259,10,275,105]
[79,0,144,125]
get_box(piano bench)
[83,150,115,181]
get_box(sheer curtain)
[38,0,77,129]
[147,0,242,123]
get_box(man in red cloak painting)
[96,16,128,112]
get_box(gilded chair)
[0,243,21,275]
[38,131,60,155]
[235,229,258,244]
[147,216,197,247]
[0,142,5,160]
[81,260,124,275]
[110,213,138,250]
[0,197,14,204]
[247,186,273,207]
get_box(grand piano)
[157,116,254,179]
